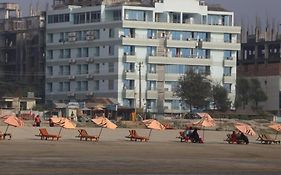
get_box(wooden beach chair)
[256,132,280,144]
[0,131,12,140]
[125,130,149,142]
[76,129,99,141]
[35,128,61,141]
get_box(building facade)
[46,0,240,114]
[0,3,46,99]
[238,26,281,114]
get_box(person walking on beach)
[34,115,41,127]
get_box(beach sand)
[0,125,281,174]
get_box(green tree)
[212,84,231,112]
[235,78,250,109]
[175,72,212,112]
[249,79,267,109]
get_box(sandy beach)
[1,124,281,175]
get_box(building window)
[94,63,100,74]
[47,83,53,93]
[48,14,70,24]
[59,65,70,75]
[47,50,53,59]
[224,50,232,60]
[59,82,63,92]
[47,33,53,43]
[108,80,114,90]
[147,81,157,90]
[147,99,156,110]
[147,29,157,39]
[83,48,89,57]
[109,28,115,38]
[124,28,135,38]
[47,66,53,76]
[124,45,135,55]
[171,31,181,40]
[113,10,121,21]
[223,83,232,93]
[93,47,100,56]
[171,12,180,23]
[108,63,114,73]
[77,64,88,74]
[123,80,134,90]
[109,46,114,56]
[64,49,71,58]
[223,67,232,76]
[77,48,82,57]
[125,10,146,21]
[147,46,156,56]
[94,80,99,91]
[77,81,88,91]
[148,64,156,73]
[124,63,135,72]
[224,33,232,43]
[64,82,70,91]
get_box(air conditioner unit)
[68,37,76,42]
[69,59,76,64]
[86,36,95,41]
[68,75,76,80]
[86,31,95,36]
[68,32,76,37]
[86,74,94,79]
[87,58,94,63]
[86,91,94,96]
[67,92,75,97]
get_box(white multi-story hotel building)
[46,0,240,114]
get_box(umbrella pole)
[98,127,103,140]
[275,131,278,140]
[148,129,152,138]
[58,127,63,137]
[203,127,205,142]
[4,124,9,134]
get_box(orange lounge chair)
[76,129,99,141]
[125,130,149,142]
[35,128,61,141]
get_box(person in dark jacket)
[190,128,200,143]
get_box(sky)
[1,0,281,29]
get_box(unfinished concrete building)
[238,21,281,114]
[0,3,46,99]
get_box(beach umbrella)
[2,114,24,134]
[192,113,215,140]
[234,122,256,136]
[51,117,76,136]
[91,116,117,140]
[142,119,165,138]
[268,123,281,139]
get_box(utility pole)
[136,62,143,119]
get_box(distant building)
[45,0,240,114]
[238,24,281,114]
[0,3,46,99]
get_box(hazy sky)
[2,0,281,29]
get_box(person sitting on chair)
[183,127,193,142]
[230,131,238,143]
[190,128,200,143]
[238,132,249,144]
